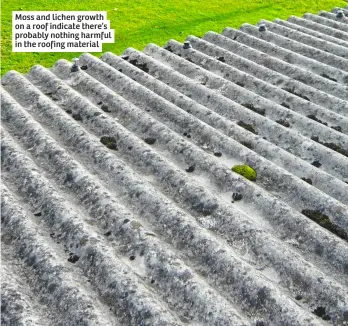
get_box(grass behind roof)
[1,0,346,75]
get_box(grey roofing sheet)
[1,6,348,326]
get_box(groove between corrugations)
[2,8,348,326]
[99,50,348,204]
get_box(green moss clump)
[232,165,257,181]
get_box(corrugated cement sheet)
[1,6,348,326]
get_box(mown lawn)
[1,0,346,75]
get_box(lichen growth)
[311,136,348,157]
[242,103,265,116]
[241,141,253,149]
[131,220,142,230]
[282,87,310,101]
[231,165,257,181]
[79,238,88,246]
[276,119,290,127]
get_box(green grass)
[1,0,346,75]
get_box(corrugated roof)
[1,6,348,326]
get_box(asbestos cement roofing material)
[1,6,348,326]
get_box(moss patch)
[301,177,312,185]
[235,81,245,87]
[302,209,348,241]
[101,104,110,112]
[129,59,149,73]
[72,113,82,121]
[237,121,258,134]
[232,164,257,181]
[100,136,118,150]
[242,103,265,116]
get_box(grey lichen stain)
[100,136,118,150]
[276,119,290,127]
[242,103,266,116]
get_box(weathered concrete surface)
[2,7,348,326]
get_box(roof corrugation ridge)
[258,19,348,57]
[239,23,348,70]
[287,15,348,41]
[304,12,348,32]
[272,17,348,47]
[2,7,348,326]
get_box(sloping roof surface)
[1,6,348,326]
